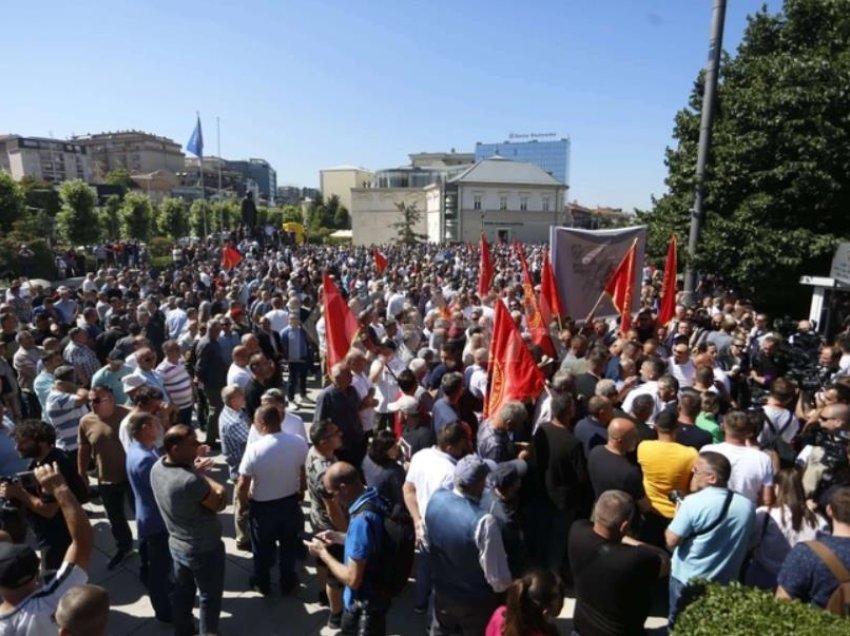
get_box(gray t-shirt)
[306,447,335,531]
[150,458,222,555]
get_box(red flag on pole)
[485,300,546,418]
[322,272,360,372]
[372,249,388,275]
[657,234,678,326]
[540,248,564,324]
[515,244,556,358]
[221,243,242,270]
[603,239,639,334]
[478,232,493,300]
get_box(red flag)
[539,248,564,324]
[477,232,493,299]
[322,272,360,372]
[515,244,556,358]
[373,249,388,275]
[604,239,638,334]
[485,300,546,418]
[657,234,678,326]
[221,244,242,270]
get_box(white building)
[0,135,93,184]
[350,188,427,246]
[425,156,567,243]
[320,165,374,212]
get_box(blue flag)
[187,115,203,157]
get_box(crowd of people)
[1,233,850,635]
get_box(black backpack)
[760,408,797,469]
[355,500,416,599]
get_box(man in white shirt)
[237,405,308,595]
[703,411,775,505]
[369,340,406,430]
[0,463,92,634]
[263,296,289,334]
[346,350,376,436]
[402,423,470,613]
[226,346,252,391]
[668,342,696,389]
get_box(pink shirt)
[485,606,550,636]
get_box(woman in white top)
[745,468,826,590]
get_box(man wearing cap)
[62,328,99,389]
[390,394,434,457]
[44,366,89,456]
[425,454,512,635]
[0,463,93,633]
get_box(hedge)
[674,582,850,635]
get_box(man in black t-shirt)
[569,490,669,636]
[587,418,653,513]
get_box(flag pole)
[197,111,207,240]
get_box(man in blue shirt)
[665,451,755,626]
[125,412,173,624]
[308,462,388,636]
[280,314,312,405]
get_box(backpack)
[760,408,797,469]
[805,540,850,618]
[355,500,416,599]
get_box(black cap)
[488,460,527,491]
[0,543,39,588]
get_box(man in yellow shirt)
[637,410,697,547]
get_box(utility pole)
[682,0,727,306]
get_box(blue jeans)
[170,541,225,636]
[140,532,174,622]
[414,545,432,610]
[249,495,302,591]
[668,576,687,627]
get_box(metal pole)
[682,0,727,306]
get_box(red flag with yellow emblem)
[516,243,556,358]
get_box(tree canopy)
[639,0,850,312]
[56,180,100,246]
[0,172,25,233]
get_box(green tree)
[99,195,122,239]
[157,197,189,238]
[189,199,211,237]
[213,200,240,231]
[120,191,154,241]
[391,202,426,244]
[104,167,136,189]
[0,172,25,233]
[281,204,303,224]
[56,180,100,245]
[639,0,850,312]
[267,207,284,227]
[19,176,60,217]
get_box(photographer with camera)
[0,420,88,574]
[798,404,850,511]
[0,462,93,634]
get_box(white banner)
[549,225,646,321]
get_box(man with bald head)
[227,345,252,391]
[587,417,653,515]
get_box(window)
[520,195,528,211]
[473,195,482,210]
[543,196,550,212]
[499,195,508,211]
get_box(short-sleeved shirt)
[574,417,609,458]
[344,488,386,611]
[701,442,774,504]
[150,458,222,556]
[587,446,645,503]
[695,413,723,443]
[361,456,406,510]
[238,432,308,501]
[669,486,755,584]
[404,447,457,520]
[637,440,697,518]
[0,562,88,635]
[44,389,89,453]
[126,441,167,539]
[477,421,516,463]
[777,533,850,607]
[90,365,130,405]
[78,405,130,484]
[568,520,661,636]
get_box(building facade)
[350,188,427,246]
[0,135,93,184]
[320,166,374,211]
[475,136,570,186]
[73,131,184,181]
[225,158,277,204]
[425,157,566,244]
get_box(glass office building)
[474,138,570,186]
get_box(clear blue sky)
[2,0,782,211]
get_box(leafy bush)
[147,237,173,258]
[674,582,850,635]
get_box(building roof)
[448,156,563,186]
[321,165,372,172]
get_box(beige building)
[74,130,185,182]
[320,165,374,211]
[425,157,566,243]
[0,135,93,184]
[350,188,427,245]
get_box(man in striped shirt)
[44,366,89,456]
[63,328,100,389]
[156,341,194,426]
[219,385,251,550]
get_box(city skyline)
[2,0,782,211]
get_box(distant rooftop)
[449,157,563,186]
[321,165,372,172]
